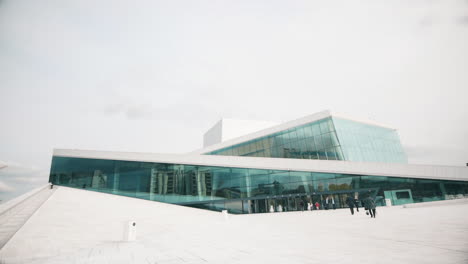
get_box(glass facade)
[207,117,344,161]
[49,156,468,214]
[206,117,407,163]
[332,117,407,163]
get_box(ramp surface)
[1,187,467,264]
[0,186,56,249]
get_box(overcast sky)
[1,0,467,201]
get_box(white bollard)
[222,210,229,220]
[123,221,137,241]
[385,199,392,207]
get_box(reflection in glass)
[50,156,468,214]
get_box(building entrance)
[244,188,380,213]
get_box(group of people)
[297,199,336,212]
[346,195,377,218]
[270,193,377,217]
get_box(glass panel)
[333,117,407,163]
[326,148,337,160]
[335,146,345,160]
[203,116,405,163]
[320,120,329,134]
[311,124,321,136]
[315,135,323,151]
[321,133,333,149]
[50,156,468,214]
[396,191,410,199]
[288,129,298,142]
[330,132,339,147]
[295,127,306,141]
[303,125,313,138]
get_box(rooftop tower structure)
[197,110,407,163]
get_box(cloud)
[102,102,213,122]
[0,160,7,169]
[11,176,47,184]
[0,160,48,202]
[0,160,48,181]
[103,103,154,120]
[0,180,15,192]
[404,145,467,166]
[456,15,468,25]
[106,103,157,120]
[125,104,155,120]
[103,103,126,115]
[419,16,436,28]
[0,160,41,172]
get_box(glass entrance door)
[256,199,267,213]
[288,196,297,211]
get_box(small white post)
[123,221,137,241]
[385,199,392,207]
[222,210,229,220]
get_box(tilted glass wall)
[206,116,408,164]
[206,117,344,161]
[49,156,468,214]
[332,117,407,163]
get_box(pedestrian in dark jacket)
[346,195,355,215]
[353,198,360,212]
[364,197,377,218]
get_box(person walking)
[314,201,320,210]
[346,195,355,215]
[364,196,377,218]
[299,200,304,212]
[353,197,360,212]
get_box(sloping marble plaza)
[1,186,467,264]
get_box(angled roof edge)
[52,149,468,182]
[203,118,223,137]
[330,111,396,130]
[192,110,397,155]
[192,110,332,154]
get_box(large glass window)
[333,117,407,163]
[50,156,468,214]
[205,118,346,161]
[208,117,407,163]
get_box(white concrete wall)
[203,120,223,147]
[203,118,278,148]
[221,119,279,143]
